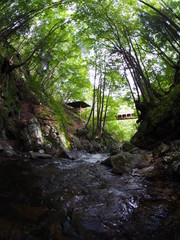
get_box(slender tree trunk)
[86,105,93,128]
[99,61,106,136]
[138,0,180,32]
[125,33,154,103]
[124,71,140,118]
[96,61,103,134]
[91,56,98,136]
[0,2,62,40]
[164,25,180,52]
[102,85,111,132]
[159,0,180,20]
[4,20,69,73]
[41,60,63,91]
[174,58,180,84]
[153,71,168,94]
[123,56,141,102]
[123,49,147,102]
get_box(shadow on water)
[0,153,179,240]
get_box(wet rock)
[43,124,51,137]
[28,122,42,140]
[29,126,40,138]
[91,140,101,152]
[130,146,141,154]
[81,139,93,152]
[142,152,153,162]
[56,137,61,144]
[39,149,45,154]
[29,151,52,159]
[57,146,70,159]
[122,141,134,152]
[22,127,33,147]
[109,143,121,155]
[101,157,112,167]
[22,117,44,151]
[158,143,170,154]
[0,144,3,152]
[44,143,56,155]
[153,157,167,175]
[153,143,170,157]
[29,117,38,124]
[86,133,92,140]
[67,150,83,160]
[171,161,180,177]
[3,145,16,157]
[71,136,84,150]
[111,153,134,174]
[36,138,43,147]
[101,145,107,152]
[170,139,180,151]
[71,136,95,153]
[27,118,43,145]
[50,131,57,140]
[132,166,155,176]
[76,127,89,137]
[1,129,6,140]
[51,127,56,133]
[102,152,149,175]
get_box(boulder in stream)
[3,145,17,157]
[122,141,134,152]
[102,152,149,175]
[57,145,71,159]
[29,151,52,159]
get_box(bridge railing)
[117,113,135,120]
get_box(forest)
[0,1,180,239]
[0,0,179,145]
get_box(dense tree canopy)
[0,0,179,138]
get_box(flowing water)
[0,152,179,240]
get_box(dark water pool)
[0,153,179,239]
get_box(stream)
[0,152,179,240]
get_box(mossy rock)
[131,85,180,149]
[122,142,134,152]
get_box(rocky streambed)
[0,152,179,240]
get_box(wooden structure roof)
[66,101,90,109]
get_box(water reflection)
[0,154,179,240]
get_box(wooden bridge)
[117,113,135,120]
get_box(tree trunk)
[92,56,98,136]
[138,0,180,32]
[3,20,69,73]
[102,85,111,132]
[99,63,106,136]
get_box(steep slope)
[131,85,180,149]
[0,55,113,155]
